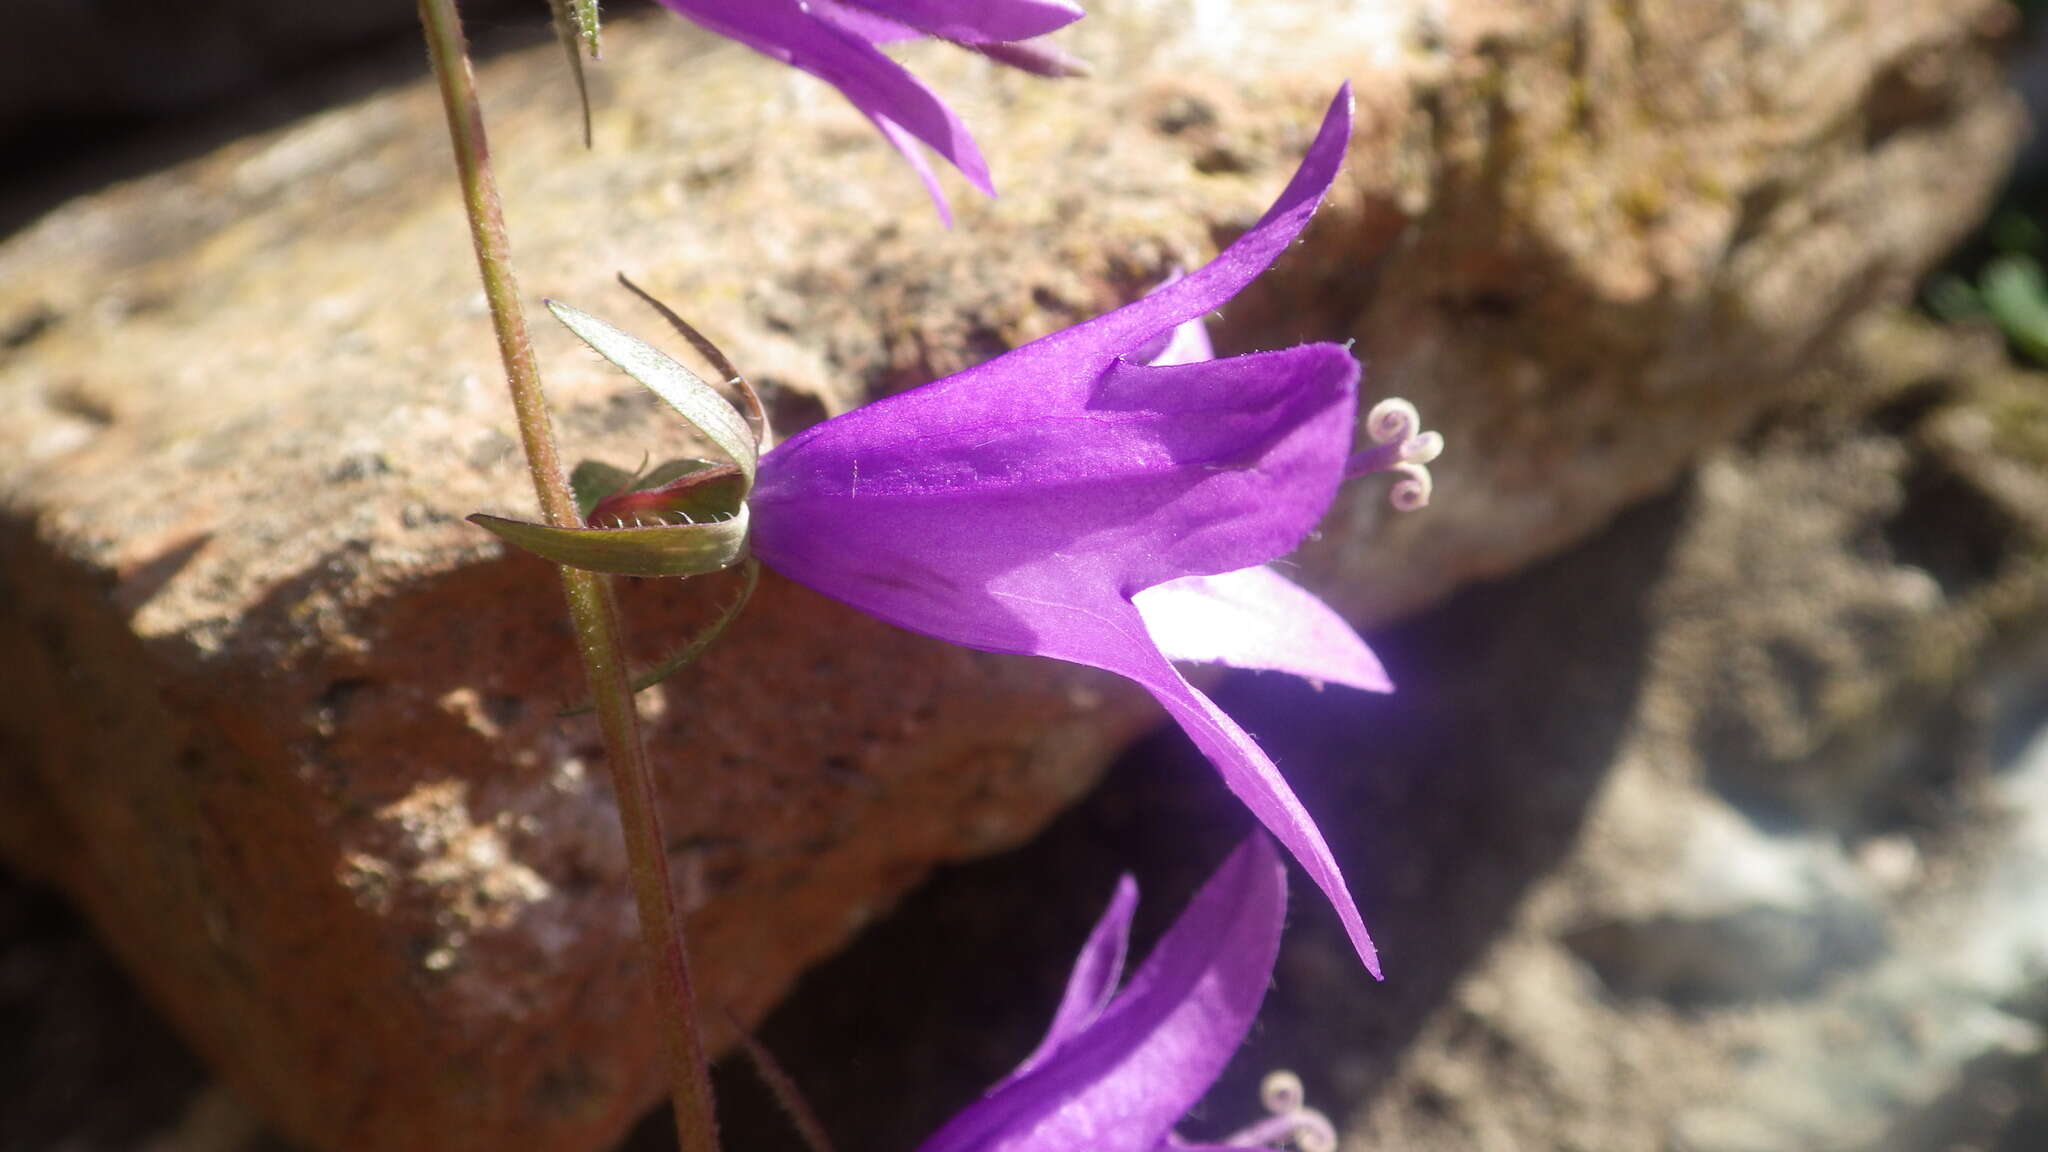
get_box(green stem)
[415,4,720,1150]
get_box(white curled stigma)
[1345,397,1443,512]
[1212,1070,1339,1152]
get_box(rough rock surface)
[0,2,2022,1150]
[1330,312,2048,1152]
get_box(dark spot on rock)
[326,451,391,483]
[2,303,58,350]
[1030,285,1070,314]
[45,380,115,426]
[1192,143,1253,175]
[761,379,827,437]
[483,693,524,729]
[1881,457,2018,597]
[1868,379,1954,437]
[1865,52,1956,151]
[313,678,374,728]
[1152,94,1216,135]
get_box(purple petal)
[914,837,1287,1152]
[808,0,923,44]
[1014,876,1137,1079]
[969,37,1091,78]
[1134,567,1392,694]
[863,106,958,226]
[840,0,1083,43]
[658,0,994,200]
[751,342,1359,621]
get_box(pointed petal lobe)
[841,0,1083,42]
[1014,875,1137,1079]
[1134,567,1391,693]
[658,0,993,198]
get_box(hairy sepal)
[547,300,758,488]
[470,505,749,577]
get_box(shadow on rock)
[678,483,1689,1152]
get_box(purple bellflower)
[915,834,1338,1152]
[653,0,1085,222]
[744,86,1443,977]
[478,86,1445,976]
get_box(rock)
[0,1,2022,1150]
[1560,779,1888,1005]
[1330,311,2048,1152]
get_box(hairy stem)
[415,3,720,1149]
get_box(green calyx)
[471,299,761,580]
[469,506,750,578]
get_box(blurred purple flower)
[915,835,1337,1152]
[747,86,1440,976]
[654,0,1085,222]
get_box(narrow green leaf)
[568,0,601,54]
[546,0,596,148]
[469,506,749,577]
[560,559,762,716]
[547,300,758,487]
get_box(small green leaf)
[1982,255,2048,365]
[469,506,749,577]
[548,300,759,488]
[561,559,761,716]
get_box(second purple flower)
[654,0,1085,222]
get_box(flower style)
[653,0,1085,222]
[915,834,1337,1152]
[475,85,1446,977]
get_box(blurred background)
[5,1,2048,1150]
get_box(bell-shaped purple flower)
[653,0,1085,222]
[916,835,1335,1152]
[748,87,1396,975]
